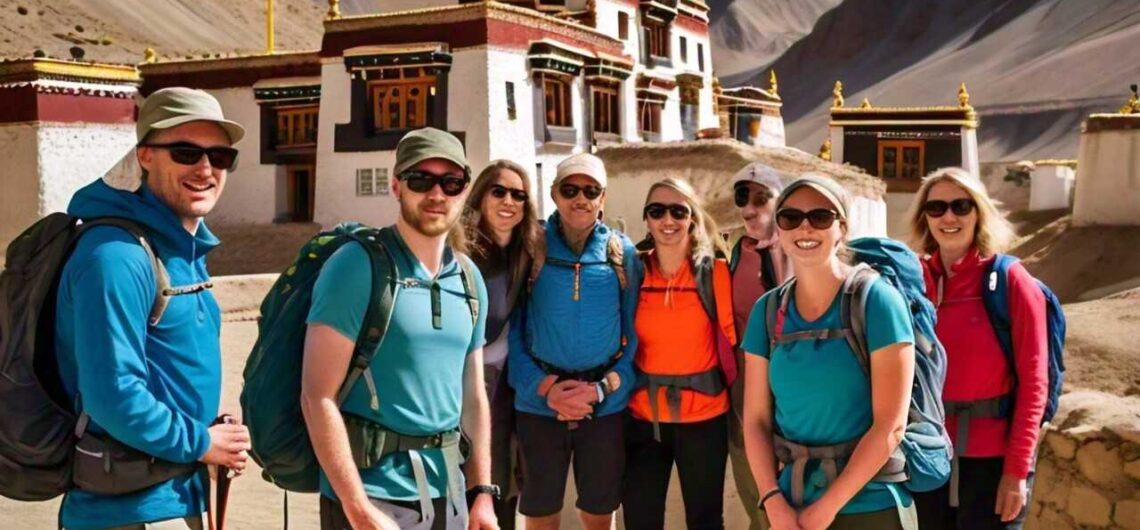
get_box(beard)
[399,195,459,237]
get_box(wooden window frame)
[679,36,688,64]
[368,68,438,132]
[646,22,670,59]
[542,74,573,128]
[697,42,705,72]
[878,140,926,191]
[275,104,319,148]
[592,85,621,135]
[618,12,629,40]
[638,98,663,135]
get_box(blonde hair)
[906,167,1016,257]
[643,178,729,263]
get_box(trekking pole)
[207,414,237,530]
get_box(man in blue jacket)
[507,153,640,530]
[55,87,252,529]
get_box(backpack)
[0,213,169,501]
[763,237,951,504]
[981,254,1066,424]
[240,224,479,493]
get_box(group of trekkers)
[0,87,1063,530]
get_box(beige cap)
[554,153,607,188]
[776,173,851,219]
[136,87,245,144]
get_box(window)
[368,67,438,132]
[592,86,620,135]
[679,36,688,63]
[618,12,629,40]
[638,99,662,135]
[356,168,390,196]
[878,140,926,185]
[646,22,670,59]
[697,43,705,72]
[275,105,318,148]
[506,81,517,120]
[542,74,573,127]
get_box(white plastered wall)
[1073,127,1140,226]
[1029,165,1075,211]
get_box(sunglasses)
[923,198,977,218]
[398,169,470,196]
[734,184,773,208]
[775,208,842,231]
[558,183,603,200]
[489,184,528,202]
[140,142,239,171]
[643,202,691,221]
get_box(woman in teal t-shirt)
[740,174,917,530]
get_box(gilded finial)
[143,47,157,64]
[712,75,723,95]
[769,69,778,97]
[832,80,844,108]
[819,137,832,162]
[861,97,871,109]
[958,82,971,108]
[1120,84,1140,114]
[327,0,341,19]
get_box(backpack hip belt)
[773,434,907,507]
[344,414,465,523]
[526,347,623,383]
[634,368,725,441]
[942,394,1010,507]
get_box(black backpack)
[0,213,168,501]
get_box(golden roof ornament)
[143,47,157,64]
[1119,84,1140,114]
[832,80,844,108]
[769,69,778,97]
[327,0,341,20]
[958,82,971,108]
[861,97,872,109]
[819,137,832,162]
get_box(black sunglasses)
[923,198,977,218]
[734,184,773,208]
[398,169,470,196]
[489,184,528,202]
[775,208,842,231]
[140,142,239,170]
[558,183,603,200]
[643,202,691,221]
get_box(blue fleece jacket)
[507,213,642,417]
[55,180,221,529]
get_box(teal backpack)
[240,223,478,493]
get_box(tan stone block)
[1076,441,1127,488]
[1127,459,1140,482]
[1028,505,1075,530]
[1117,499,1140,530]
[1068,487,1112,527]
[1047,432,1078,460]
[1032,459,1060,504]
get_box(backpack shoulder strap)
[527,236,546,292]
[765,276,796,352]
[79,217,171,326]
[841,264,880,378]
[336,229,398,406]
[607,233,627,291]
[729,237,743,274]
[982,253,1018,361]
[694,255,719,327]
[455,252,480,325]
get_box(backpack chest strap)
[942,394,1011,507]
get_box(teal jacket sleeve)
[506,303,545,402]
[605,235,641,407]
[68,236,210,464]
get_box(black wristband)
[757,487,782,510]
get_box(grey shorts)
[320,494,468,530]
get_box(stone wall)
[1026,391,1140,530]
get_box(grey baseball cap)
[394,127,470,176]
[136,87,245,144]
[732,162,784,194]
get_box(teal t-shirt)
[741,277,914,514]
[306,227,488,501]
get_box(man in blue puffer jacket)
[54,88,252,529]
[507,153,641,530]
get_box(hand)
[199,423,251,473]
[467,493,500,530]
[995,474,1027,522]
[346,500,400,530]
[796,500,838,530]
[763,494,802,530]
[546,381,594,420]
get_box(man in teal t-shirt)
[301,128,498,530]
[741,277,915,516]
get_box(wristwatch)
[467,484,501,500]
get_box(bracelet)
[757,487,782,510]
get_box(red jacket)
[922,248,1048,479]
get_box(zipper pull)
[573,262,581,302]
[431,281,442,329]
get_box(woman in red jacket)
[907,167,1048,530]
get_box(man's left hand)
[467,493,499,530]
